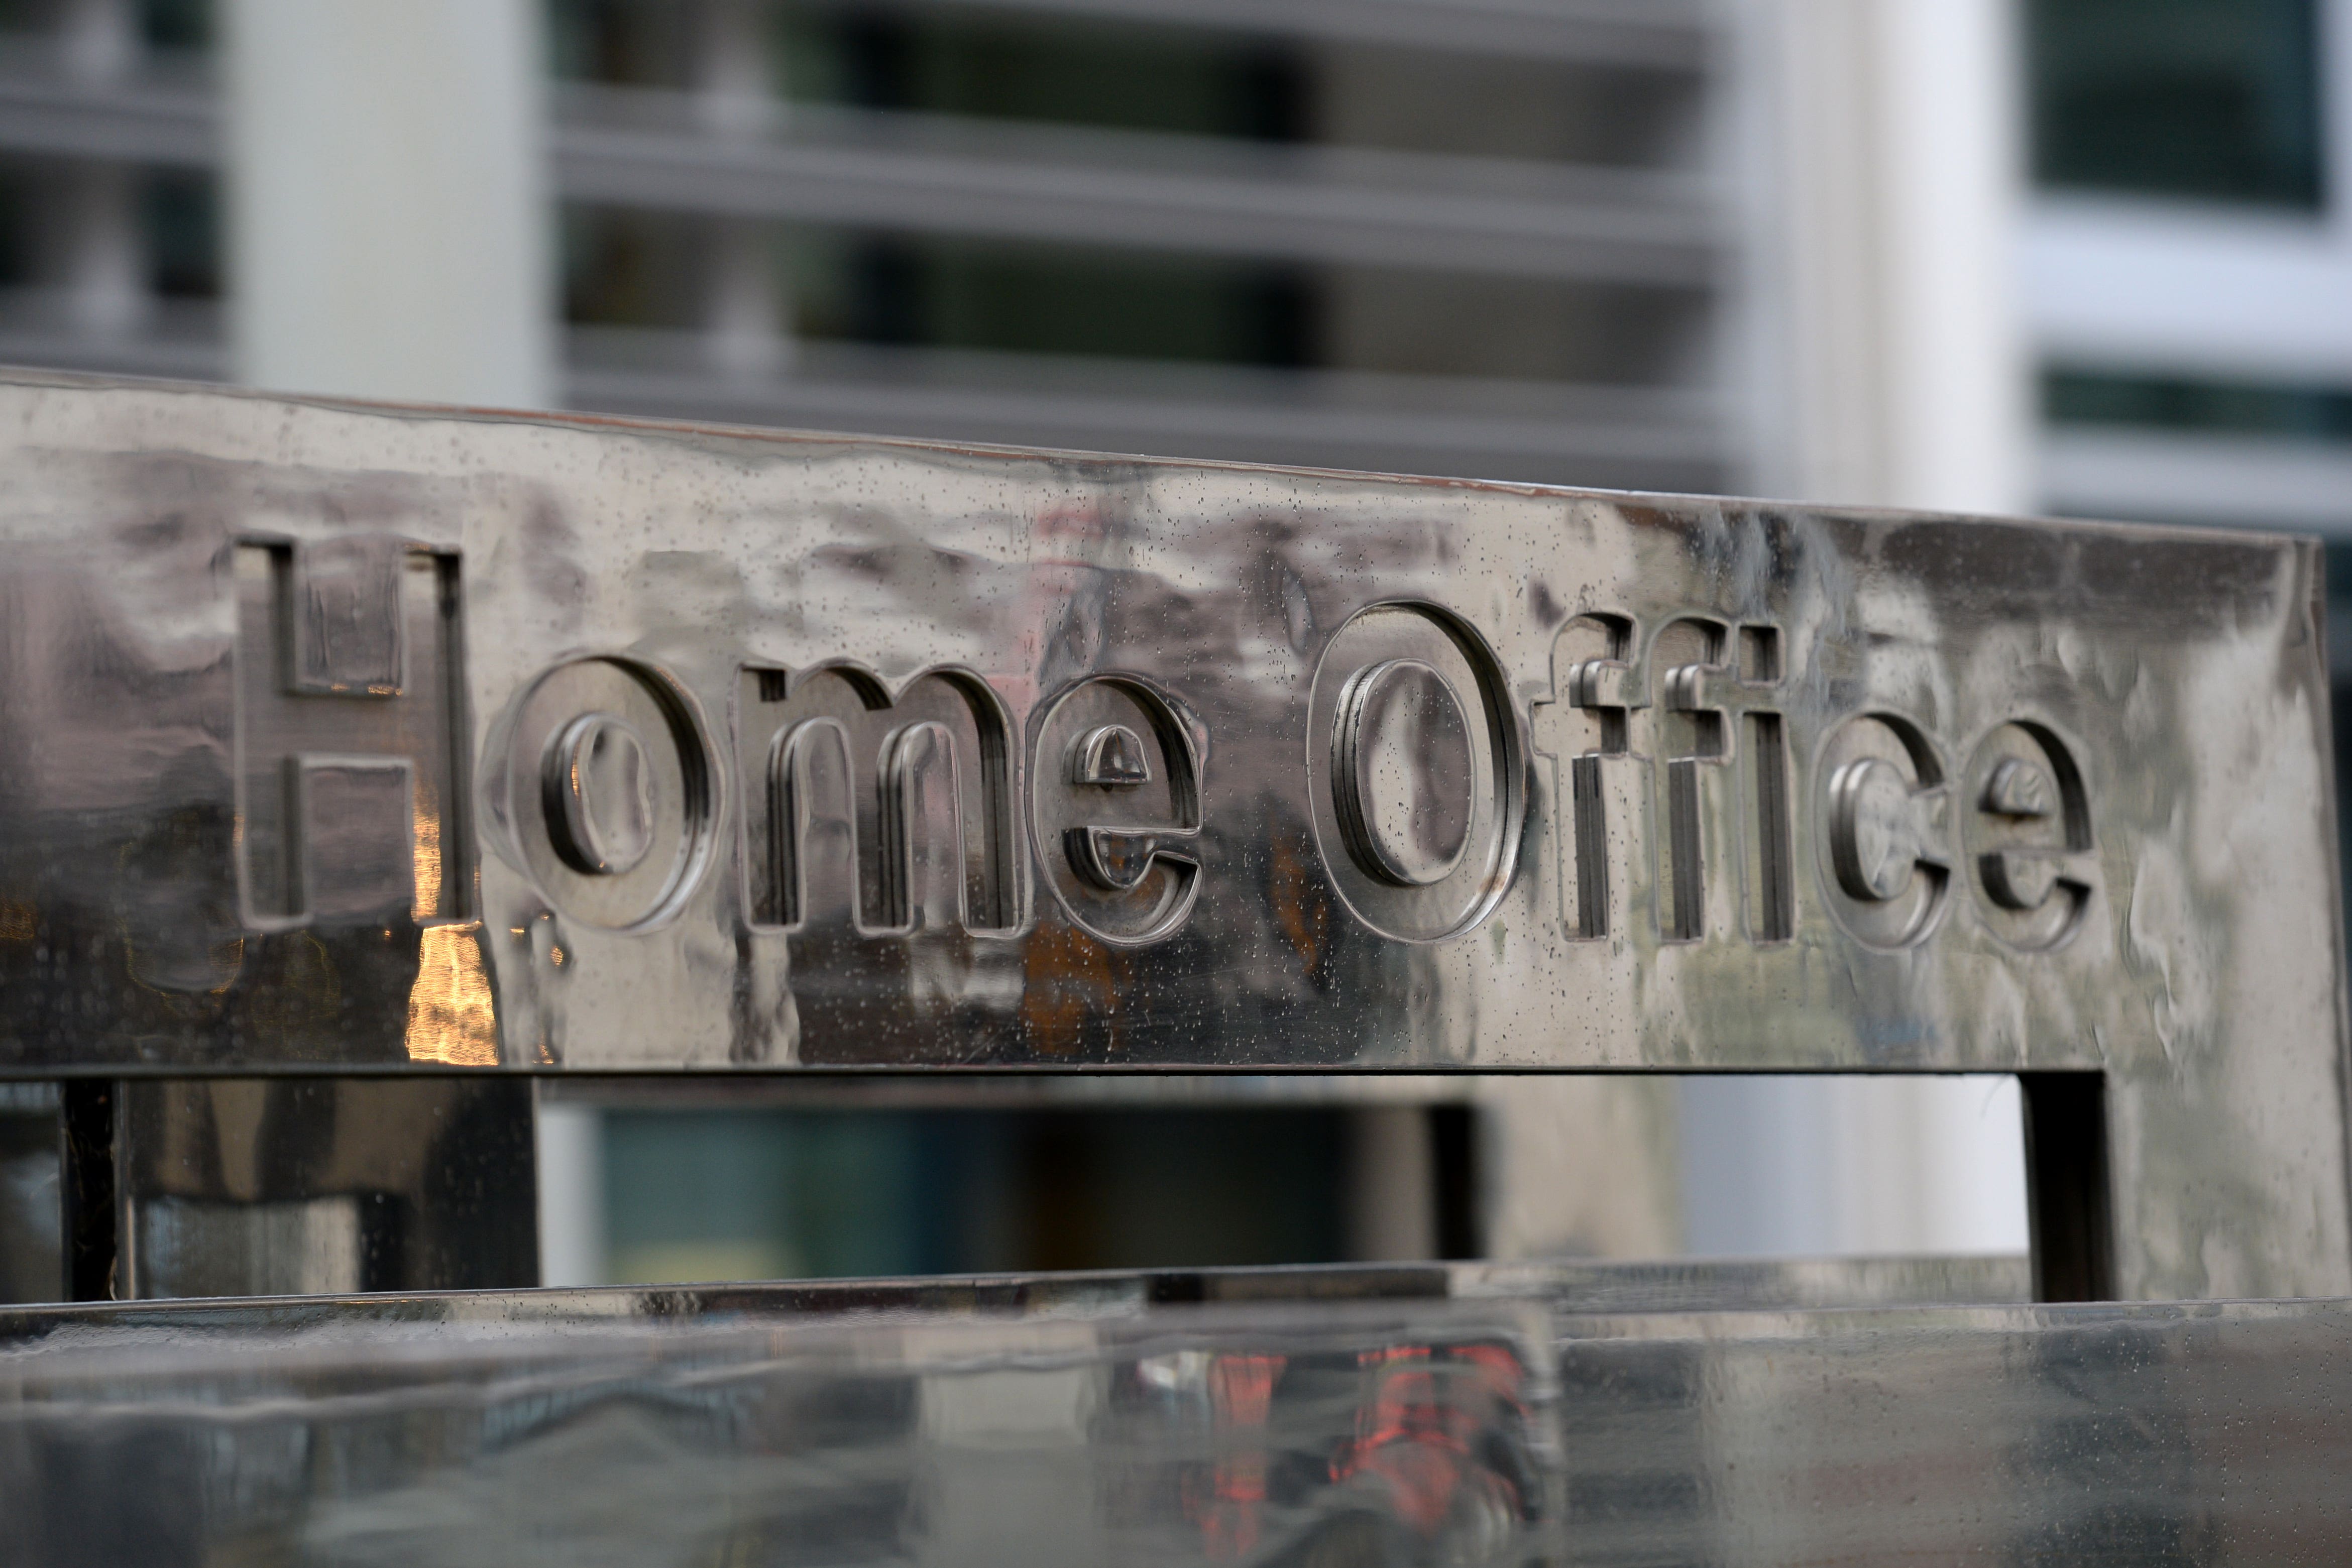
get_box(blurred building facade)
[0,2,2334,522]
[0,0,2331,1283]
[0,0,1754,490]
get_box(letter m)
[737,663,1018,935]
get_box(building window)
[2045,369,2352,442]
[577,1101,1476,1283]
[2028,0,2326,209]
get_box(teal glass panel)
[2029,0,2325,208]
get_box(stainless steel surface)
[1552,1296,2352,1563]
[3,1270,2346,1564]
[0,1254,2038,1337]
[4,1294,1560,1565]
[113,1078,537,1299]
[0,369,2338,1301]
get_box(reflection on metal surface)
[0,1082,59,1303]
[9,1269,2352,1562]
[1072,722,1152,788]
[134,1196,364,1297]
[402,923,497,1066]
[115,1078,536,1299]
[1532,612,1794,946]
[543,712,657,877]
[0,371,2336,1301]
[1550,1298,2352,1562]
[740,660,1018,936]
[1,1296,1553,1565]
[1335,658,1475,887]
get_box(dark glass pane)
[0,1087,59,1305]
[601,1105,1364,1280]
[800,9,1305,142]
[547,1,1694,167]
[826,236,1313,368]
[2028,0,2324,207]
[141,0,210,52]
[0,169,36,290]
[549,0,691,88]
[2045,369,2352,441]
[144,170,217,299]
[561,207,708,328]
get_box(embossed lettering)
[740,663,1018,936]
[1816,712,1950,949]
[233,536,470,930]
[1307,602,1522,944]
[1530,613,1789,943]
[1963,721,2095,949]
[1032,675,1201,946]
[471,612,2094,964]
[493,656,717,932]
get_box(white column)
[55,0,148,343]
[535,1096,609,1288]
[223,0,551,405]
[1742,0,2031,511]
[692,0,790,381]
[56,163,147,343]
[1863,0,2033,513]
[1694,0,2032,1261]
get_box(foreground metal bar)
[1,1273,2347,1563]
[0,1254,2036,1335]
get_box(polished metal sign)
[0,372,2341,1298]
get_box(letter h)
[233,536,471,931]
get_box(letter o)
[488,656,719,931]
[1306,602,1523,943]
